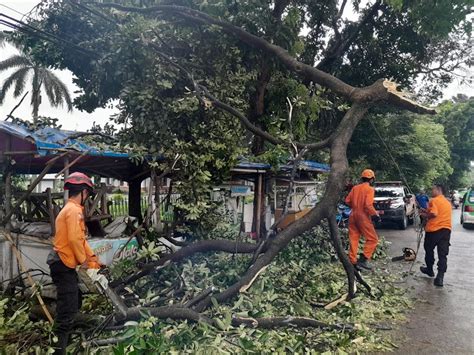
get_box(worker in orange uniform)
[420,184,452,287]
[46,172,101,354]
[345,169,381,270]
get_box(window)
[375,187,404,198]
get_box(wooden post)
[154,172,162,232]
[5,169,14,279]
[1,152,67,226]
[63,156,69,204]
[256,173,263,239]
[100,183,109,220]
[46,188,55,236]
[145,174,154,228]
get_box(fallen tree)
[15,1,464,347]
[78,2,436,323]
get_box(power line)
[0,3,28,18]
[0,12,98,58]
[368,117,414,194]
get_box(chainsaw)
[77,268,128,320]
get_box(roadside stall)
[0,121,151,283]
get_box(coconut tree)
[0,36,72,123]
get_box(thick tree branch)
[96,2,357,98]
[110,239,260,288]
[198,86,333,150]
[190,105,370,311]
[96,2,435,114]
[328,215,356,298]
[318,0,381,71]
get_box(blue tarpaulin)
[0,121,142,180]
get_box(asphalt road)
[380,210,474,354]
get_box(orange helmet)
[64,172,93,189]
[361,169,375,179]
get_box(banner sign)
[89,237,139,265]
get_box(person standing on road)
[416,189,429,209]
[345,169,381,270]
[46,172,101,354]
[420,184,452,287]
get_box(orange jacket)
[425,195,452,232]
[53,199,100,269]
[345,182,378,217]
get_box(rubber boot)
[420,265,435,277]
[53,332,68,355]
[434,272,444,287]
[356,253,373,270]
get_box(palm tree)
[0,36,73,123]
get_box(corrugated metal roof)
[280,160,330,173]
[0,122,329,177]
[0,121,128,158]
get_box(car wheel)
[399,214,408,230]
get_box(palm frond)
[42,69,73,111]
[0,67,31,103]
[13,67,31,97]
[40,69,57,107]
[0,54,32,72]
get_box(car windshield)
[375,187,404,198]
[469,190,474,203]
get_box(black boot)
[420,265,435,277]
[53,332,68,355]
[356,254,373,270]
[434,272,444,287]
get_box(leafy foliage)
[105,226,408,354]
[435,96,474,187]
[0,297,55,354]
[17,0,473,221]
[348,111,453,190]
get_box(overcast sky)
[0,0,472,132]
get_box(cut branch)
[232,315,350,330]
[111,240,260,288]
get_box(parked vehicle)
[373,181,416,230]
[336,203,351,228]
[461,188,474,228]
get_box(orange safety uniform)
[53,199,100,269]
[425,195,452,232]
[345,182,379,264]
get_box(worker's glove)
[373,215,382,223]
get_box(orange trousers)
[348,213,379,264]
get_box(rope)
[368,117,426,270]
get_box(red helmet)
[64,172,93,189]
[361,169,375,179]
